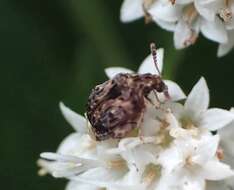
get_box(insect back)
[86,43,169,141]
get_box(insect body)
[87,43,169,141]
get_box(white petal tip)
[59,102,69,116]
[105,67,133,79]
[185,76,209,113]
[40,152,55,160]
[202,108,234,131]
[164,80,186,102]
[59,102,87,133]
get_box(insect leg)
[137,108,145,140]
[145,95,155,106]
[152,90,162,108]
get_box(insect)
[86,43,170,141]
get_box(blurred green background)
[0,0,234,189]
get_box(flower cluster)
[38,49,234,190]
[120,0,234,57]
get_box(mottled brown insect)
[87,43,170,141]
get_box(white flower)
[196,0,234,56]
[120,0,145,23]
[120,0,181,23]
[206,108,234,190]
[169,77,234,133]
[197,0,234,29]
[156,133,234,190]
[150,1,229,49]
[120,0,234,56]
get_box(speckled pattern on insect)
[87,43,170,141]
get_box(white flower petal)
[40,152,103,178]
[201,160,234,180]
[57,133,83,155]
[105,67,134,79]
[167,102,185,119]
[121,144,158,173]
[141,106,161,136]
[158,144,181,174]
[175,0,193,4]
[120,0,144,23]
[155,173,177,190]
[180,176,206,190]
[37,159,56,176]
[40,152,82,163]
[118,136,159,151]
[156,171,205,190]
[217,30,234,57]
[160,80,186,102]
[219,120,234,167]
[200,108,234,131]
[165,111,181,130]
[57,133,96,159]
[66,181,100,190]
[174,20,199,49]
[195,0,222,21]
[74,167,130,188]
[60,102,88,133]
[207,180,234,190]
[138,48,164,75]
[192,134,220,164]
[185,77,209,115]
[149,1,182,22]
[201,18,228,44]
[120,169,145,189]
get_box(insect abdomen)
[86,73,157,141]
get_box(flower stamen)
[83,136,97,150]
[216,147,224,160]
[219,8,232,23]
[181,4,199,47]
[170,0,176,5]
[180,117,197,129]
[142,0,156,23]
[142,164,161,186]
[185,155,194,166]
[183,29,198,47]
[183,4,198,25]
[107,159,127,170]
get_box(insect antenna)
[150,43,161,76]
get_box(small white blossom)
[206,108,234,190]
[120,0,234,56]
[156,133,233,190]
[168,77,234,133]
